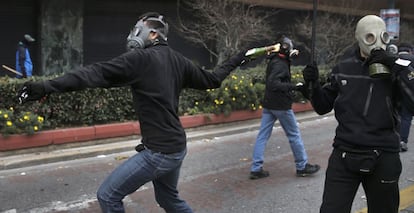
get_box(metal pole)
[307,0,318,96]
[310,0,318,63]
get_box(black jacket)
[42,43,241,153]
[262,54,296,110]
[311,49,414,152]
[398,52,414,111]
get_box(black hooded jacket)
[262,53,297,110]
[310,49,414,152]
[42,43,242,153]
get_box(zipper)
[363,83,374,116]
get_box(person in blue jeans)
[249,36,320,179]
[17,12,249,213]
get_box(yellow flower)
[234,86,238,90]
[250,83,253,87]
[231,75,237,80]
[232,97,236,101]
[220,100,224,105]
[24,115,30,120]
[0,110,2,114]
[6,121,12,126]
[9,107,13,111]
[195,101,199,105]
[259,105,263,109]
[38,116,44,123]
[4,114,8,119]
[34,126,38,131]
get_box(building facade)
[0,0,412,77]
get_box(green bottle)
[245,43,280,59]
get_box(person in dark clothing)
[397,43,414,152]
[303,15,414,213]
[249,36,320,180]
[17,12,248,213]
[16,34,35,78]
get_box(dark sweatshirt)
[43,43,242,153]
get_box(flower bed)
[0,102,312,151]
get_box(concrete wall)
[40,0,83,75]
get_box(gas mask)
[355,15,391,77]
[126,15,168,51]
[279,37,299,59]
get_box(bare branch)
[176,0,279,65]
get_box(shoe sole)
[296,168,320,177]
[249,174,269,180]
[296,173,316,177]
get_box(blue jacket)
[15,42,33,78]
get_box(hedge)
[0,62,328,136]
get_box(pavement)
[0,111,321,170]
[1,110,414,213]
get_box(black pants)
[320,148,402,213]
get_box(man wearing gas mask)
[16,12,249,213]
[303,15,414,213]
[249,36,320,180]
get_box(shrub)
[0,64,330,136]
[194,72,265,115]
[0,107,45,136]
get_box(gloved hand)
[366,48,398,68]
[294,82,304,91]
[302,63,319,84]
[294,82,310,99]
[17,81,46,104]
[229,50,251,66]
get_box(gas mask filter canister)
[126,20,153,51]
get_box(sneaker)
[400,141,408,152]
[296,163,320,177]
[249,169,270,180]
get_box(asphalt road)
[1,114,413,213]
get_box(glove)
[294,82,310,99]
[228,50,250,67]
[17,81,46,104]
[366,48,398,68]
[294,82,304,91]
[302,63,319,84]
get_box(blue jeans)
[400,105,413,143]
[97,148,193,213]
[251,108,308,172]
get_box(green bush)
[0,107,45,136]
[0,64,329,135]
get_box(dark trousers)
[400,105,413,143]
[320,148,402,213]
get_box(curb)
[0,111,327,170]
